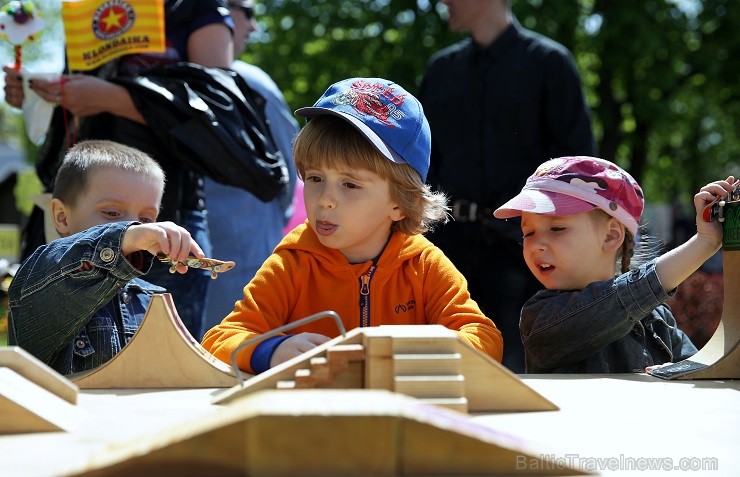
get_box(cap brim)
[295,106,407,166]
[494,189,596,219]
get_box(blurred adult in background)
[203,0,300,331]
[3,0,236,340]
[419,0,596,372]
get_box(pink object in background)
[283,178,307,235]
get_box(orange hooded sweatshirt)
[202,224,503,373]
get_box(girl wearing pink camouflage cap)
[494,156,735,373]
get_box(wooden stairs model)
[214,325,558,413]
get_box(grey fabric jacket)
[521,259,697,373]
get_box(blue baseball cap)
[295,77,431,182]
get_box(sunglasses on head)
[228,2,254,20]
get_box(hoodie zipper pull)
[359,265,375,327]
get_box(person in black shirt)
[419,0,596,372]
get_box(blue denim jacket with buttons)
[7,222,165,375]
[520,259,698,373]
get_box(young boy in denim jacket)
[493,156,735,373]
[8,140,204,375]
[202,77,503,373]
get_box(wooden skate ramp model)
[213,324,557,413]
[73,390,589,477]
[650,198,740,380]
[70,294,247,388]
[0,347,82,434]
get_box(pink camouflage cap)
[494,156,645,235]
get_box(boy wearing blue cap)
[203,77,503,373]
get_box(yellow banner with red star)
[62,0,164,71]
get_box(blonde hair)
[54,140,165,206]
[293,115,449,235]
[589,209,658,274]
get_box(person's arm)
[187,22,233,68]
[23,21,233,122]
[2,62,145,122]
[655,177,735,291]
[8,222,149,365]
[423,247,504,362]
[201,250,299,373]
[520,259,671,370]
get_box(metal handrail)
[229,310,346,387]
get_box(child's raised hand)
[270,332,332,368]
[122,221,204,273]
[694,176,736,248]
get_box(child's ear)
[603,217,625,252]
[50,198,72,236]
[390,205,406,222]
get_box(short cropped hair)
[293,115,449,235]
[53,140,165,206]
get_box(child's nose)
[318,188,337,209]
[529,235,547,251]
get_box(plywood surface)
[0,346,78,403]
[70,390,586,476]
[2,376,737,476]
[0,368,83,434]
[70,294,247,388]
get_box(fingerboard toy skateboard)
[156,253,235,279]
[650,180,740,379]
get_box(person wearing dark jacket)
[419,0,596,372]
[2,0,272,340]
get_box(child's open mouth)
[537,262,554,274]
[316,220,338,236]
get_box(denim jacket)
[520,259,697,373]
[8,222,164,375]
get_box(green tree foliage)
[244,0,738,203]
[244,0,460,109]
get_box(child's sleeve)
[659,306,699,362]
[7,222,149,366]
[521,259,672,370]
[201,249,298,373]
[423,248,504,362]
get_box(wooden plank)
[0,368,83,434]
[0,346,78,404]
[394,374,465,398]
[70,294,244,388]
[69,390,588,476]
[393,353,463,375]
[456,338,559,412]
[364,334,394,390]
